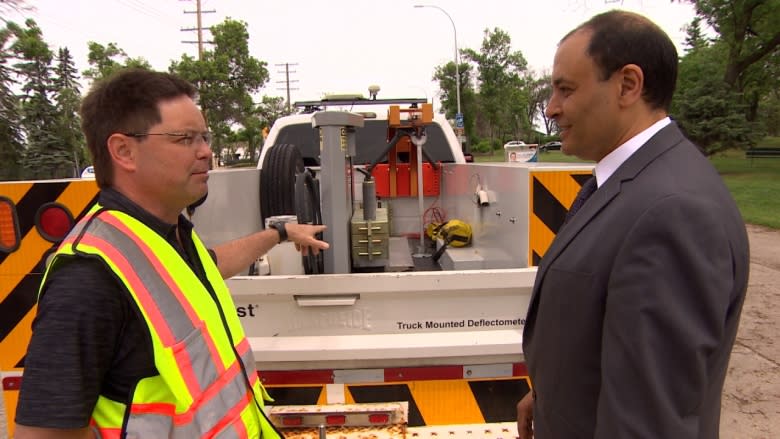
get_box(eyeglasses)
[122,131,212,146]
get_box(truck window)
[271,119,456,167]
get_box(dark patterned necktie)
[563,176,597,225]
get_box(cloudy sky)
[13,0,697,106]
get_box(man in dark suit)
[516,10,749,439]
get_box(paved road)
[1,225,778,439]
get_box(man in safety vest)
[14,69,329,438]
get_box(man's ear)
[107,133,137,172]
[617,64,644,106]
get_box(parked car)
[503,140,526,148]
[540,141,562,152]
[81,165,95,179]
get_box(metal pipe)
[362,179,377,221]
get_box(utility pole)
[275,63,299,112]
[181,0,215,166]
[181,0,215,60]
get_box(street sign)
[455,112,464,128]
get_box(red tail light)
[2,376,22,391]
[368,413,390,424]
[281,416,303,426]
[325,415,346,425]
[36,202,74,243]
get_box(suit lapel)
[525,123,687,329]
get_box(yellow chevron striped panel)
[0,179,98,439]
[529,169,593,265]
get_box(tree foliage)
[759,83,780,136]
[671,1,779,152]
[255,96,291,130]
[10,19,75,178]
[432,60,477,144]
[673,42,762,155]
[0,26,23,179]
[227,96,292,164]
[170,18,269,157]
[432,27,558,152]
[82,41,151,83]
[683,16,710,53]
[54,47,85,174]
[462,28,530,147]
[692,0,780,90]
[528,73,554,136]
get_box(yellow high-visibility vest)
[41,206,281,438]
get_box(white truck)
[0,96,592,438]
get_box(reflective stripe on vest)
[46,207,280,438]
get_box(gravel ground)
[720,224,780,438]
[2,225,778,439]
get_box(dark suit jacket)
[523,123,750,438]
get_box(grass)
[471,141,780,229]
[711,150,780,229]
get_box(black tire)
[260,144,304,226]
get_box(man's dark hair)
[564,10,678,111]
[79,68,198,188]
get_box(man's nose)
[545,98,560,119]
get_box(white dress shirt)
[594,117,671,187]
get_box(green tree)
[683,15,709,53]
[170,18,269,157]
[672,3,779,151]
[759,85,780,136]
[753,48,780,135]
[82,41,151,83]
[528,73,554,136]
[462,27,529,148]
[672,42,761,155]
[53,47,85,175]
[233,117,261,164]
[255,95,290,129]
[432,59,477,144]
[431,59,476,120]
[10,18,72,179]
[692,0,780,92]
[0,25,23,180]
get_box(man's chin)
[186,192,209,215]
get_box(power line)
[125,0,178,21]
[113,0,169,24]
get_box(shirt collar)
[594,117,671,187]
[98,188,194,242]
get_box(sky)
[15,0,697,108]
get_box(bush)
[472,139,493,153]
